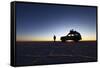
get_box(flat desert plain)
[15,41,97,66]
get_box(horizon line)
[16,40,97,42]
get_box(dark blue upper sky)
[16,3,97,41]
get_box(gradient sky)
[16,3,97,41]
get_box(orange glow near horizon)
[16,35,96,42]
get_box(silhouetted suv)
[60,29,82,42]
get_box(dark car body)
[60,30,82,42]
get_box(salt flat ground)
[15,41,97,66]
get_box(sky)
[16,3,97,41]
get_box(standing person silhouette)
[53,35,56,42]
